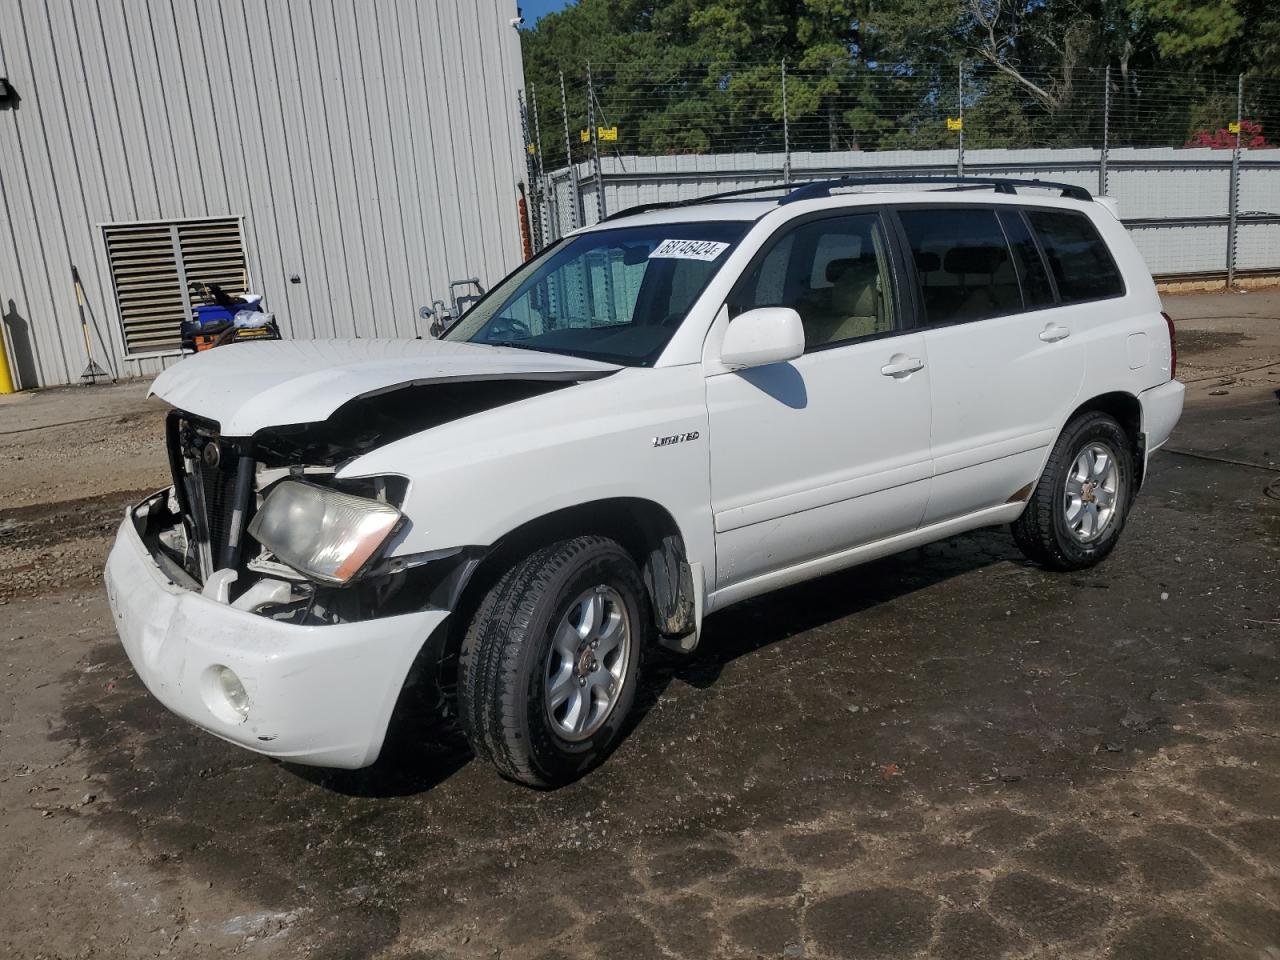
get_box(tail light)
[1161,311,1177,379]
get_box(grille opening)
[168,413,255,582]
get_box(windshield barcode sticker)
[649,239,731,261]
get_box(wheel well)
[476,498,685,580]
[430,499,691,713]
[1066,391,1144,487]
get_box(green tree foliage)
[520,0,1279,158]
[1128,0,1243,61]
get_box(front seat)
[805,256,884,346]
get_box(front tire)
[1013,411,1135,571]
[457,536,649,787]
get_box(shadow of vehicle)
[648,527,1022,700]
[284,714,472,799]
[308,526,1024,797]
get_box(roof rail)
[780,175,1092,204]
[601,182,793,222]
[598,174,1092,226]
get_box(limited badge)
[652,431,700,448]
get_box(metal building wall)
[0,0,526,389]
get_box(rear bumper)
[1140,378,1185,457]
[104,510,448,769]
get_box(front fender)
[339,365,717,598]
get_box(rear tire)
[457,536,649,787]
[1013,411,1135,571]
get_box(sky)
[517,0,575,27]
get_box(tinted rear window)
[1026,210,1124,303]
[898,208,1022,324]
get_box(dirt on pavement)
[0,292,1277,960]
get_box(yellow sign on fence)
[598,126,618,141]
[580,129,591,142]
[946,117,963,131]
[526,143,537,155]
[1228,121,1241,134]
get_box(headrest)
[914,251,941,272]
[826,255,877,284]
[944,246,1008,275]
[830,256,879,316]
[947,245,1003,276]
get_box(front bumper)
[104,509,449,769]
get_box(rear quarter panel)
[1074,207,1173,402]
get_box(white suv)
[105,176,1184,787]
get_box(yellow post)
[0,323,15,394]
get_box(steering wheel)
[484,316,530,342]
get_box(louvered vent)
[103,218,246,355]
[179,219,247,297]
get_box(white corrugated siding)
[0,0,526,389]
[547,146,1279,280]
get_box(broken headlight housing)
[248,480,403,585]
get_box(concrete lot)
[0,291,1277,960]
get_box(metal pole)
[530,83,548,248]
[589,87,626,171]
[781,59,791,184]
[531,84,546,181]
[1226,73,1243,287]
[1099,63,1111,196]
[559,71,581,230]
[517,90,541,253]
[957,63,965,178]
[586,62,606,222]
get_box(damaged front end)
[109,339,621,767]
[140,411,488,628]
[139,378,572,627]
[133,335,620,624]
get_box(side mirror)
[719,307,805,370]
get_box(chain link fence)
[519,61,1280,281]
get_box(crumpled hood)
[149,338,619,436]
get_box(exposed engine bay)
[136,379,575,626]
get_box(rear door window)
[897,208,1023,324]
[1025,210,1125,302]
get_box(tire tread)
[458,536,640,787]
[1012,411,1133,571]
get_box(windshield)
[444,221,748,366]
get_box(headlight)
[247,480,403,584]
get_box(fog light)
[214,665,249,719]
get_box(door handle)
[1040,324,1071,343]
[880,355,925,378]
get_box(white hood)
[149,338,619,435]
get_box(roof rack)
[600,174,1092,224]
[780,175,1092,204]
[600,182,794,222]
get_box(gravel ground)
[0,291,1276,960]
